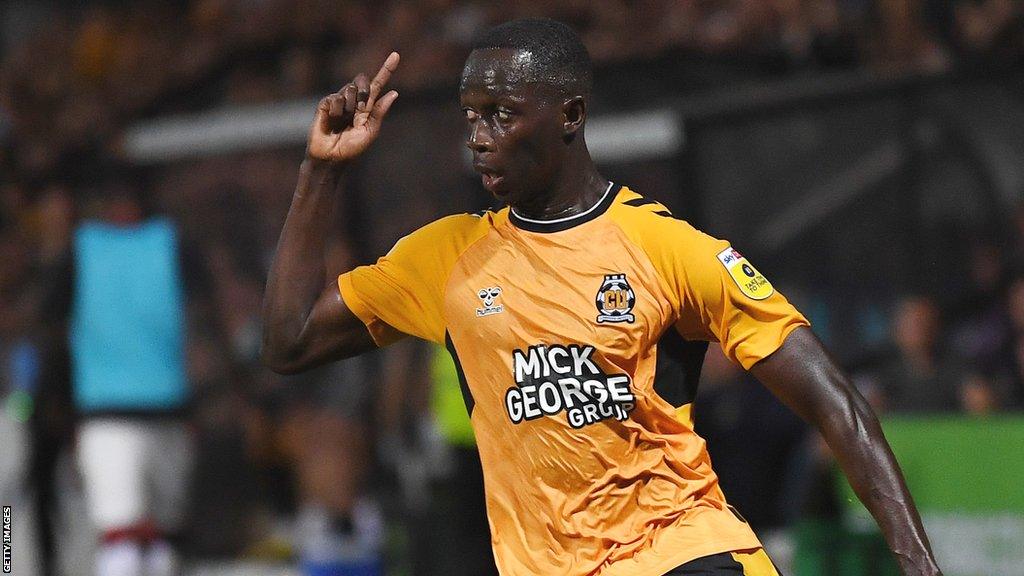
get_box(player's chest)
[442,237,673,352]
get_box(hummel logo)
[476,286,503,317]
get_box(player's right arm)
[614,197,940,575]
[641,212,940,576]
[261,53,400,375]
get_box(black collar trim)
[508,182,620,233]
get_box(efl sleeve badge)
[716,247,775,301]
[596,273,636,323]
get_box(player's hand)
[306,52,400,164]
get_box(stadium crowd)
[2,0,1023,185]
[1,1,1024,575]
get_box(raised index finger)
[368,52,400,105]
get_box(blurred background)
[1,1,1023,575]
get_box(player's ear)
[562,96,586,139]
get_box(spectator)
[999,276,1024,407]
[949,237,1012,377]
[869,295,972,413]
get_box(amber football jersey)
[339,184,808,576]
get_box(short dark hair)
[469,18,593,96]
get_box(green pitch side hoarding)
[838,416,1024,576]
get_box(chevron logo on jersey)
[596,273,636,323]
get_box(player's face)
[460,49,569,204]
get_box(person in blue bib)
[56,172,205,576]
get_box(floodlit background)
[1,1,1023,575]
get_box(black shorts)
[664,549,782,575]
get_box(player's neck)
[511,153,608,222]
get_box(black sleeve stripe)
[622,197,675,218]
[623,197,659,208]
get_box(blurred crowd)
[2,1,1024,575]
[2,0,1023,186]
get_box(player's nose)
[466,122,494,153]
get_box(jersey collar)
[508,182,620,233]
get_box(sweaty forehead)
[460,48,548,94]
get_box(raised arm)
[261,53,400,374]
[749,326,942,576]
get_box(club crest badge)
[716,247,774,300]
[476,286,504,317]
[596,274,636,324]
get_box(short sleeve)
[338,214,487,346]
[611,197,808,369]
[672,225,808,368]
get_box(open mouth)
[474,163,505,193]
[481,172,505,191]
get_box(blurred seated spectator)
[949,236,1012,374]
[997,275,1024,408]
[864,295,984,413]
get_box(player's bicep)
[749,326,857,425]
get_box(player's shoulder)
[389,209,499,257]
[608,187,740,290]
[608,186,712,249]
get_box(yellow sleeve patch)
[716,247,774,301]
